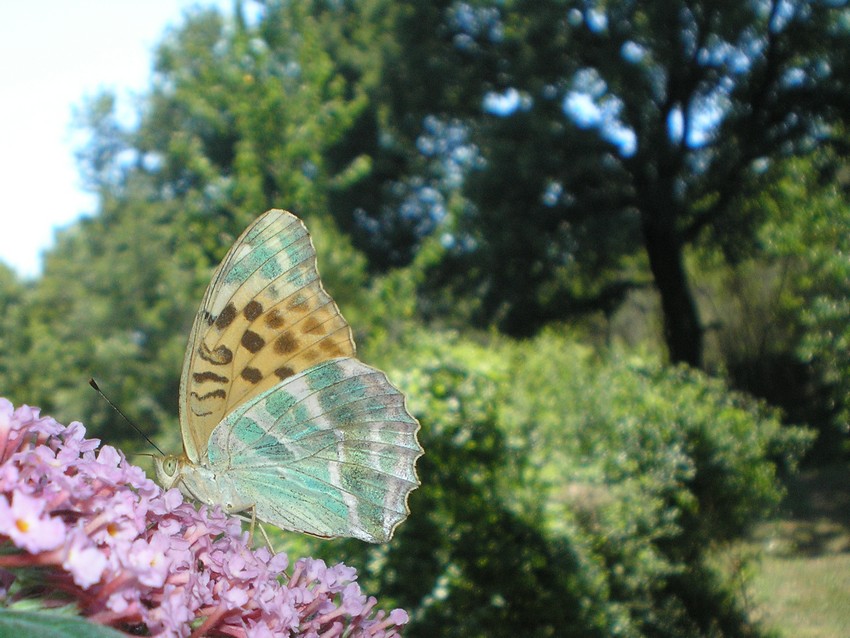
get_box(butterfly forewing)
[206,358,422,542]
[179,210,355,462]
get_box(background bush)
[291,327,813,637]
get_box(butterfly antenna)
[88,378,165,456]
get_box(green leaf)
[0,609,127,638]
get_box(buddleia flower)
[0,398,410,637]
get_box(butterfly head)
[152,453,247,515]
[153,454,187,489]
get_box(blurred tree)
[753,153,850,456]
[16,2,377,440]
[0,264,29,400]
[373,0,850,366]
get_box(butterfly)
[153,210,422,543]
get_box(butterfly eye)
[163,457,178,477]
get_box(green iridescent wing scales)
[206,358,422,542]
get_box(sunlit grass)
[749,551,850,637]
[736,464,850,638]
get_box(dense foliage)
[299,330,811,637]
[749,155,850,457]
[372,0,850,368]
[1,1,846,635]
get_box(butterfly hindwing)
[179,210,355,462]
[205,358,422,542]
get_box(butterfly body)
[154,210,421,543]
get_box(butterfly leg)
[240,505,276,553]
[257,522,277,554]
[247,503,257,541]
[231,506,259,543]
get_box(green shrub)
[508,334,811,636]
[305,327,811,637]
[757,158,850,458]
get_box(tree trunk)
[641,213,703,368]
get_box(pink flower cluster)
[0,398,409,637]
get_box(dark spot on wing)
[193,371,229,384]
[241,330,266,353]
[319,340,345,357]
[244,300,263,321]
[274,332,299,354]
[303,316,324,334]
[241,367,262,383]
[287,295,310,313]
[191,389,227,401]
[265,309,285,329]
[275,366,295,379]
[215,303,237,330]
[199,343,233,365]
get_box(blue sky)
[0,0,230,278]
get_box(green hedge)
[312,328,812,637]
